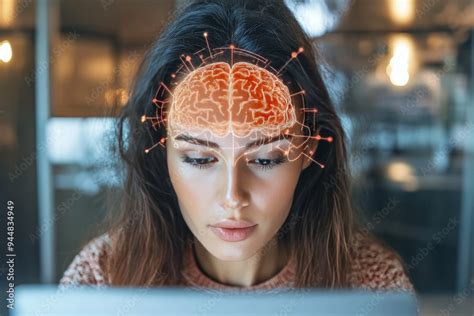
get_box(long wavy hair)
[101,0,356,288]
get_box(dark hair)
[103,0,355,287]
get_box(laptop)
[12,284,418,316]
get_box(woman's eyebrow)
[174,133,293,149]
[248,134,293,149]
[174,134,219,148]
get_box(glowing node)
[141,115,146,123]
[203,31,213,58]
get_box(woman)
[60,0,413,291]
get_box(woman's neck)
[192,237,290,287]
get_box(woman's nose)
[219,162,250,211]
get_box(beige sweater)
[59,232,414,291]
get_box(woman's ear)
[302,138,319,171]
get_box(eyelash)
[181,155,287,171]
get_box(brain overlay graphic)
[167,61,297,138]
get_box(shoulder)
[348,231,414,292]
[59,232,112,287]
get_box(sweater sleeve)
[58,233,110,288]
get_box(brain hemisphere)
[169,61,296,137]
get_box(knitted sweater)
[59,232,414,291]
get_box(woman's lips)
[209,225,257,242]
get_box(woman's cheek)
[174,171,210,206]
[255,167,299,214]
[172,177,210,238]
[173,169,219,219]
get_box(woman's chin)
[206,242,257,261]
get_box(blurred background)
[0,0,473,315]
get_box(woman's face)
[166,112,314,261]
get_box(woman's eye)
[181,154,287,171]
[249,155,287,170]
[181,155,217,169]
